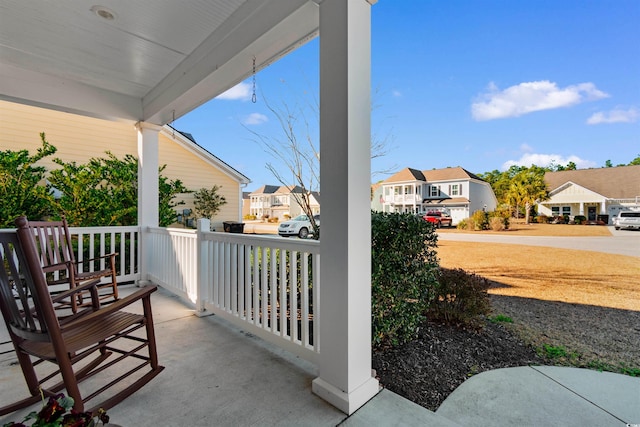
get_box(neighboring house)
[248,185,320,220]
[538,165,640,224]
[0,100,250,230]
[376,166,497,225]
[241,191,252,218]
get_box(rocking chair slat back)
[0,231,54,342]
[28,217,119,311]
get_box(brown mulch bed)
[372,317,545,412]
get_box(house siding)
[539,166,640,223]
[0,100,245,229]
[375,167,497,224]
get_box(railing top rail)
[201,231,320,252]
[148,226,197,236]
[67,225,140,233]
[1,225,140,233]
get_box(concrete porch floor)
[2,285,638,426]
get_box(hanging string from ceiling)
[252,56,257,103]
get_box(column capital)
[135,121,163,132]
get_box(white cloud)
[472,80,609,121]
[502,153,596,170]
[392,90,402,97]
[586,107,640,124]
[216,82,253,101]
[520,143,534,153]
[242,113,268,126]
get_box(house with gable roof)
[376,166,497,225]
[538,165,640,223]
[0,100,250,230]
[249,184,320,220]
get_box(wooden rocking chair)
[0,216,164,416]
[28,217,118,312]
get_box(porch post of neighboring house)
[579,202,584,216]
[136,122,161,286]
[312,0,379,415]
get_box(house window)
[404,186,413,195]
[430,185,440,197]
[562,206,571,216]
[551,207,560,216]
[449,184,459,196]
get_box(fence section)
[200,232,320,364]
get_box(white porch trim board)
[313,0,380,415]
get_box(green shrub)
[456,219,468,230]
[371,211,439,348]
[574,215,586,225]
[243,214,257,220]
[427,268,491,330]
[470,210,490,230]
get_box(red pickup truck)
[422,211,453,228]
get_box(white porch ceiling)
[0,0,319,124]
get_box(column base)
[312,376,380,415]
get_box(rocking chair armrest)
[62,285,158,331]
[50,278,101,304]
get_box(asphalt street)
[437,227,640,257]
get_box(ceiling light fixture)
[90,5,116,21]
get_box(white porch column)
[312,0,379,415]
[136,122,161,286]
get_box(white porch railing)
[2,221,320,364]
[67,225,140,283]
[0,225,139,284]
[147,221,320,364]
[388,194,421,204]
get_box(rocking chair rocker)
[0,216,164,416]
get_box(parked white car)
[613,211,640,230]
[278,214,320,238]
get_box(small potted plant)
[3,393,112,427]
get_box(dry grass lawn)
[438,220,613,237]
[436,241,639,311]
[435,223,640,371]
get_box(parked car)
[422,211,453,228]
[278,214,320,238]
[613,211,640,230]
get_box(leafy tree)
[48,153,189,227]
[0,133,57,227]
[505,166,549,223]
[629,155,640,166]
[605,160,613,168]
[193,185,227,225]
[159,170,190,227]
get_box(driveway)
[437,227,640,257]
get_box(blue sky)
[175,0,640,192]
